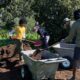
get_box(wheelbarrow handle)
[25,40,35,43]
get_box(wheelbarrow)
[22,50,66,80]
[25,40,42,49]
[52,42,75,69]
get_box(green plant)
[26,32,40,41]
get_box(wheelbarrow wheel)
[59,56,73,69]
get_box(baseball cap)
[64,18,71,21]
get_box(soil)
[0,44,80,80]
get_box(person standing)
[34,21,40,32]
[37,25,50,49]
[61,17,75,43]
[60,17,71,40]
[11,18,27,61]
[63,9,80,80]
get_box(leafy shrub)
[26,32,40,41]
[0,30,9,39]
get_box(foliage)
[27,16,36,32]
[0,30,40,47]
[26,32,40,41]
[13,17,20,26]
[1,0,80,44]
[31,0,80,44]
[0,30,9,39]
[0,0,34,29]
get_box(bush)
[31,0,80,44]
[26,32,40,41]
[27,16,36,32]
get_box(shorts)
[74,47,80,60]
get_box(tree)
[0,0,80,44]
[31,0,80,44]
[0,0,34,29]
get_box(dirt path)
[0,65,80,80]
[0,44,80,80]
[55,70,80,80]
[0,56,80,80]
